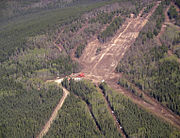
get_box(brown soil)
[76,1,180,130]
[168,50,180,63]
[156,4,171,45]
[156,3,180,64]
[38,2,180,137]
[70,15,121,61]
[106,79,180,130]
[53,29,65,52]
[79,1,161,79]
[37,86,69,138]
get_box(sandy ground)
[77,1,180,130]
[38,2,180,137]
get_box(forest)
[0,0,129,136]
[45,94,102,138]
[98,16,124,43]
[99,82,180,137]
[61,79,122,137]
[168,5,180,25]
[116,1,180,115]
[0,82,63,137]
[0,0,179,137]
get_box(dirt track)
[107,77,180,130]
[53,29,64,52]
[77,1,180,130]
[37,86,69,138]
[38,2,180,137]
[156,2,180,63]
[156,4,171,45]
[80,1,161,78]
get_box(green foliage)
[45,94,102,138]
[75,44,86,58]
[98,16,124,43]
[168,6,178,19]
[99,83,179,138]
[174,45,180,58]
[0,0,125,63]
[118,77,138,95]
[93,12,114,24]
[0,33,79,137]
[167,5,180,25]
[0,48,78,81]
[164,0,171,5]
[151,57,180,114]
[150,45,168,61]
[0,82,63,137]
[137,3,165,40]
[0,8,74,62]
[160,25,180,49]
[62,79,122,137]
[116,3,180,115]
[141,3,154,16]
[0,0,169,137]
[0,0,118,25]
[96,47,102,55]
[175,0,180,8]
[147,31,154,39]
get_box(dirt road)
[76,1,180,130]
[156,4,171,45]
[38,1,180,137]
[37,85,69,138]
[156,3,180,63]
[106,77,180,130]
[53,29,64,52]
[80,1,161,77]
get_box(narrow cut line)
[98,87,127,138]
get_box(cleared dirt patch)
[80,1,161,78]
[76,1,180,130]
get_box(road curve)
[36,85,69,138]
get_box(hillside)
[0,0,180,137]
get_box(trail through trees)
[37,86,69,138]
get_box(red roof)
[78,73,85,77]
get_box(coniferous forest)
[0,0,180,137]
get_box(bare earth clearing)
[80,1,160,79]
[78,1,180,130]
[37,1,180,137]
